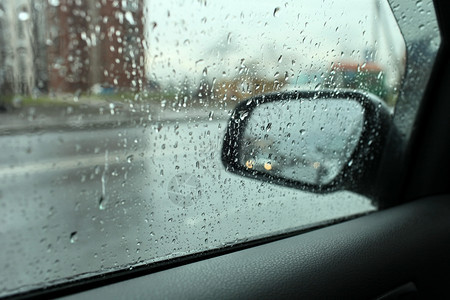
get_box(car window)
[388,0,440,138]
[0,0,438,297]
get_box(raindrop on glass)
[273,7,280,17]
[70,232,78,244]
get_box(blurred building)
[0,0,42,96]
[0,0,146,96]
[47,0,146,93]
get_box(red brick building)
[46,0,145,94]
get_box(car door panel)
[57,195,450,299]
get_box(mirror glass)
[240,99,364,185]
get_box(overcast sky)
[143,0,405,87]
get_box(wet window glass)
[0,0,430,296]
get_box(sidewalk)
[0,104,231,134]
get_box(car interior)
[2,0,450,299]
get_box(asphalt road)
[0,113,374,297]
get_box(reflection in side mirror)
[222,90,392,197]
[241,99,364,185]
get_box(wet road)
[0,114,374,297]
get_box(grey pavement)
[0,104,231,134]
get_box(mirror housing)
[221,90,393,200]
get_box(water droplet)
[202,67,208,76]
[240,111,249,120]
[99,195,107,210]
[208,111,214,120]
[348,159,353,167]
[125,11,135,25]
[18,11,30,21]
[154,123,163,132]
[48,0,60,6]
[227,32,232,44]
[278,55,283,63]
[273,7,280,17]
[127,155,134,163]
[70,232,78,244]
[109,103,115,115]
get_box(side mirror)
[221,90,393,200]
